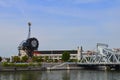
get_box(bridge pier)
[114,65,120,70]
[105,65,120,70]
[77,63,120,71]
[105,66,111,71]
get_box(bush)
[47,59,53,62]
[2,62,41,67]
[12,56,20,63]
[15,64,29,67]
[21,56,28,62]
[32,56,43,62]
[54,59,58,62]
[69,59,78,62]
[2,62,14,67]
[6,58,10,62]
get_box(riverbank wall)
[0,66,46,72]
[0,62,115,71]
[0,62,81,71]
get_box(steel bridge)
[77,43,120,70]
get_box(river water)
[0,70,120,80]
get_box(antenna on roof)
[28,22,31,39]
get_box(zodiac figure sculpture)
[18,22,39,57]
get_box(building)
[33,50,77,60]
[19,47,83,61]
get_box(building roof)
[34,50,77,54]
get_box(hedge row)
[2,62,41,67]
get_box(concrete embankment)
[0,63,46,72]
[43,62,83,70]
[0,62,110,71]
[0,62,81,71]
[43,62,108,71]
[0,67,46,72]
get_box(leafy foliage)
[21,55,29,62]
[44,56,49,62]
[62,51,70,62]
[32,56,43,62]
[12,56,20,63]
[6,58,10,62]
[2,62,41,67]
[0,56,2,62]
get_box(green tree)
[44,56,49,62]
[36,56,43,62]
[22,55,29,62]
[32,56,38,62]
[32,56,43,62]
[0,56,2,62]
[6,58,10,62]
[62,51,70,62]
[12,56,20,63]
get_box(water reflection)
[62,70,70,80]
[0,70,120,80]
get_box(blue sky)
[0,0,120,57]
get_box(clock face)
[31,40,37,47]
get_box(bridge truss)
[79,43,120,64]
